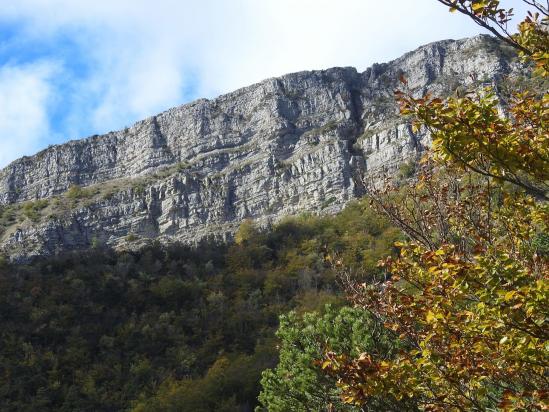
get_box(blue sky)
[0,0,529,167]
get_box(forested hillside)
[0,200,399,411]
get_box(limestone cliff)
[0,35,524,260]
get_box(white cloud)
[0,62,57,167]
[0,0,532,166]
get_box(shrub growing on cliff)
[66,184,93,200]
[22,199,49,222]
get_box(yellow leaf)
[472,1,486,11]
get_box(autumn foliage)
[320,1,548,411]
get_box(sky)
[0,0,530,167]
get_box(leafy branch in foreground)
[396,88,549,200]
[436,1,549,75]
[318,1,548,411]
[324,185,548,410]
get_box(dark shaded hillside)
[0,199,399,411]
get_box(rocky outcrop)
[0,35,523,261]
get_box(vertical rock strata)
[0,35,522,260]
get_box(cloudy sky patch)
[0,61,58,166]
[0,0,528,167]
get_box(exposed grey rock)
[0,35,524,261]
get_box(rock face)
[0,35,523,260]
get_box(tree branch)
[436,0,533,55]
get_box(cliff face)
[0,35,522,260]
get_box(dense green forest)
[0,199,400,411]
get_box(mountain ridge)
[0,34,523,261]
